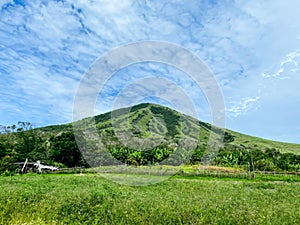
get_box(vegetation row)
[1,122,300,175]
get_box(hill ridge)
[69,103,299,154]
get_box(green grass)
[230,130,300,154]
[88,165,300,183]
[1,174,300,224]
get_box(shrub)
[254,159,276,171]
[0,156,17,174]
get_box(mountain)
[1,103,300,172]
[41,102,299,155]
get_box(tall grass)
[0,174,300,224]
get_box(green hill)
[1,103,300,172]
[69,103,299,154]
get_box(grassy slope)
[39,103,300,154]
[1,174,300,225]
[229,130,300,154]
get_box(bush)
[254,159,276,171]
[1,169,15,176]
[0,156,17,174]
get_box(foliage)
[150,105,180,137]
[94,111,111,124]
[213,145,300,172]
[108,144,174,166]
[0,156,17,175]
[49,131,87,168]
[1,174,300,224]
[0,104,300,172]
[223,131,235,143]
[0,122,87,171]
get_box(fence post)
[21,158,28,174]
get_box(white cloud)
[262,49,300,78]
[227,97,260,118]
[0,0,300,142]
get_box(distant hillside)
[67,103,299,154]
[1,103,300,172]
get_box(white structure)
[34,160,59,173]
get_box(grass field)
[1,174,300,225]
[229,130,300,155]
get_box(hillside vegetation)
[0,103,300,173]
[78,103,300,154]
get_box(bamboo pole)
[21,158,28,174]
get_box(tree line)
[108,144,300,172]
[0,122,87,174]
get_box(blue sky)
[0,0,300,144]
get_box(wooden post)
[36,160,42,173]
[21,158,28,174]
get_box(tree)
[0,156,17,174]
[0,124,19,173]
[49,131,86,167]
[254,158,276,171]
[14,122,37,161]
